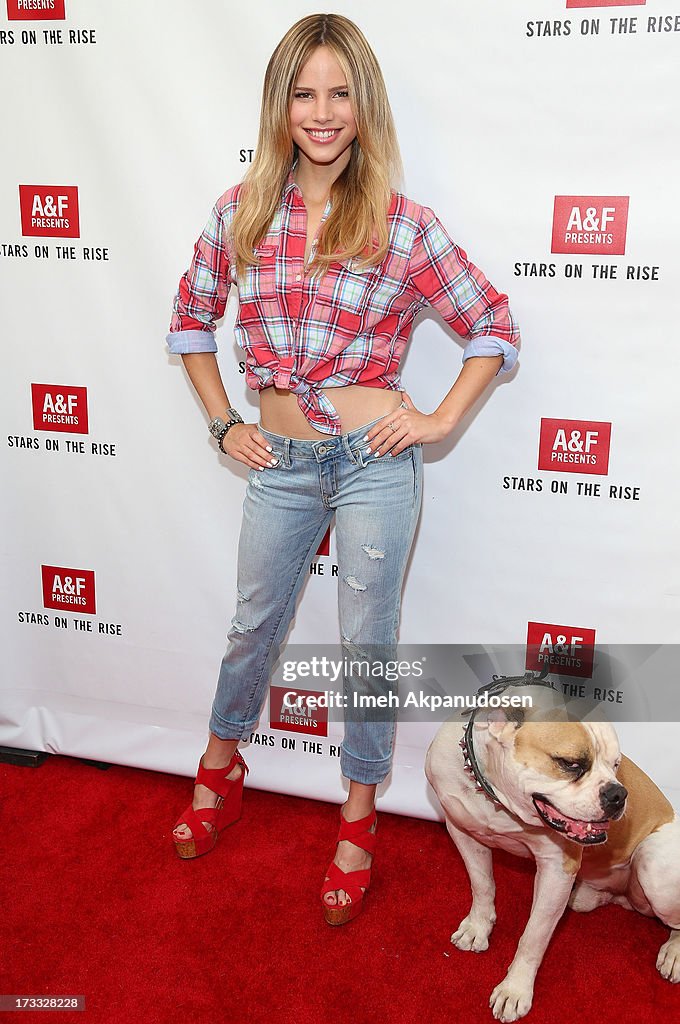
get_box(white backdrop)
[2,0,679,815]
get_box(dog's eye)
[613,758,622,772]
[554,757,587,778]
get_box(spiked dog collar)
[459,731,502,805]
[459,666,553,806]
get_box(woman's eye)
[293,91,349,99]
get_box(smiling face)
[289,45,358,170]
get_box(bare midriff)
[259,384,404,439]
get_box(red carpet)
[2,754,676,1024]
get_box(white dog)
[425,675,680,1021]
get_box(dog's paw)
[451,913,495,952]
[657,935,680,983]
[489,977,534,1022]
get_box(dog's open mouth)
[532,795,611,845]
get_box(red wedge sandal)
[320,805,377,925]
[172,749,248,860]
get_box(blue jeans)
[208,403,423,784]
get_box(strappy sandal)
[172,749,248,860]
[320,805,377,925]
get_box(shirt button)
[295,275,301,282]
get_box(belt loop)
[283,436,292,467]
[342,432,357,465]
[348,431,367,468]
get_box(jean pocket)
[377,443,416,463]
[246,448,290,488]
[265,447,291,470]
[355,441,417,467]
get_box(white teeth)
[306,129,338,139]
[586,824,592,832]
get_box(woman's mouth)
[303,128,342,144]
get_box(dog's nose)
[599,782,628,817]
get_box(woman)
[167,12,519,926]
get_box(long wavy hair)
[229,13,403,281]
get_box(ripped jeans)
[208,403,423,785]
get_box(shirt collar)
[283,158,337,230]
[283,158,300,196]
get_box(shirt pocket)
[313,260,376,338]
[238,243,279,303]
[235,243,281,338]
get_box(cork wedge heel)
[172,749,249,860]
[320,806,377,925]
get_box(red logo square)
[42,565,96,615]
[269,685,329,736]
[538,418,611,476]
[526,621,596,679]
[19,185,80,238]
[7,0,66,19]
[31,384,88,434]
[551,196,629,255]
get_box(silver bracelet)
[208,408,244,453]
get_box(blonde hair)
[229,13,403,281]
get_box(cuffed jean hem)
[208,707,257,742]
[340,742,395,785]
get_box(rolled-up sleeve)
[408,205,520,374]
[166,199,231,355]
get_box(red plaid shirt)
[167,163,520,435]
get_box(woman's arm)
[181,353,233,422]
[431,354,504,433]
[365,354,503,457]
[167,199,275,470]
[179,352,275,471]
[406,204,521,376]
[366,201,519,456]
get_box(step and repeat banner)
[2,1,679,815]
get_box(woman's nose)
[312,101,332,122]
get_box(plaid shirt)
[167,163,520,435]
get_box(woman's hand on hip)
[364,392,452,457]
[220,422,280,470]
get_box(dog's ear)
[475,707,526,746]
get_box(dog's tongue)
[534,796,611,841]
